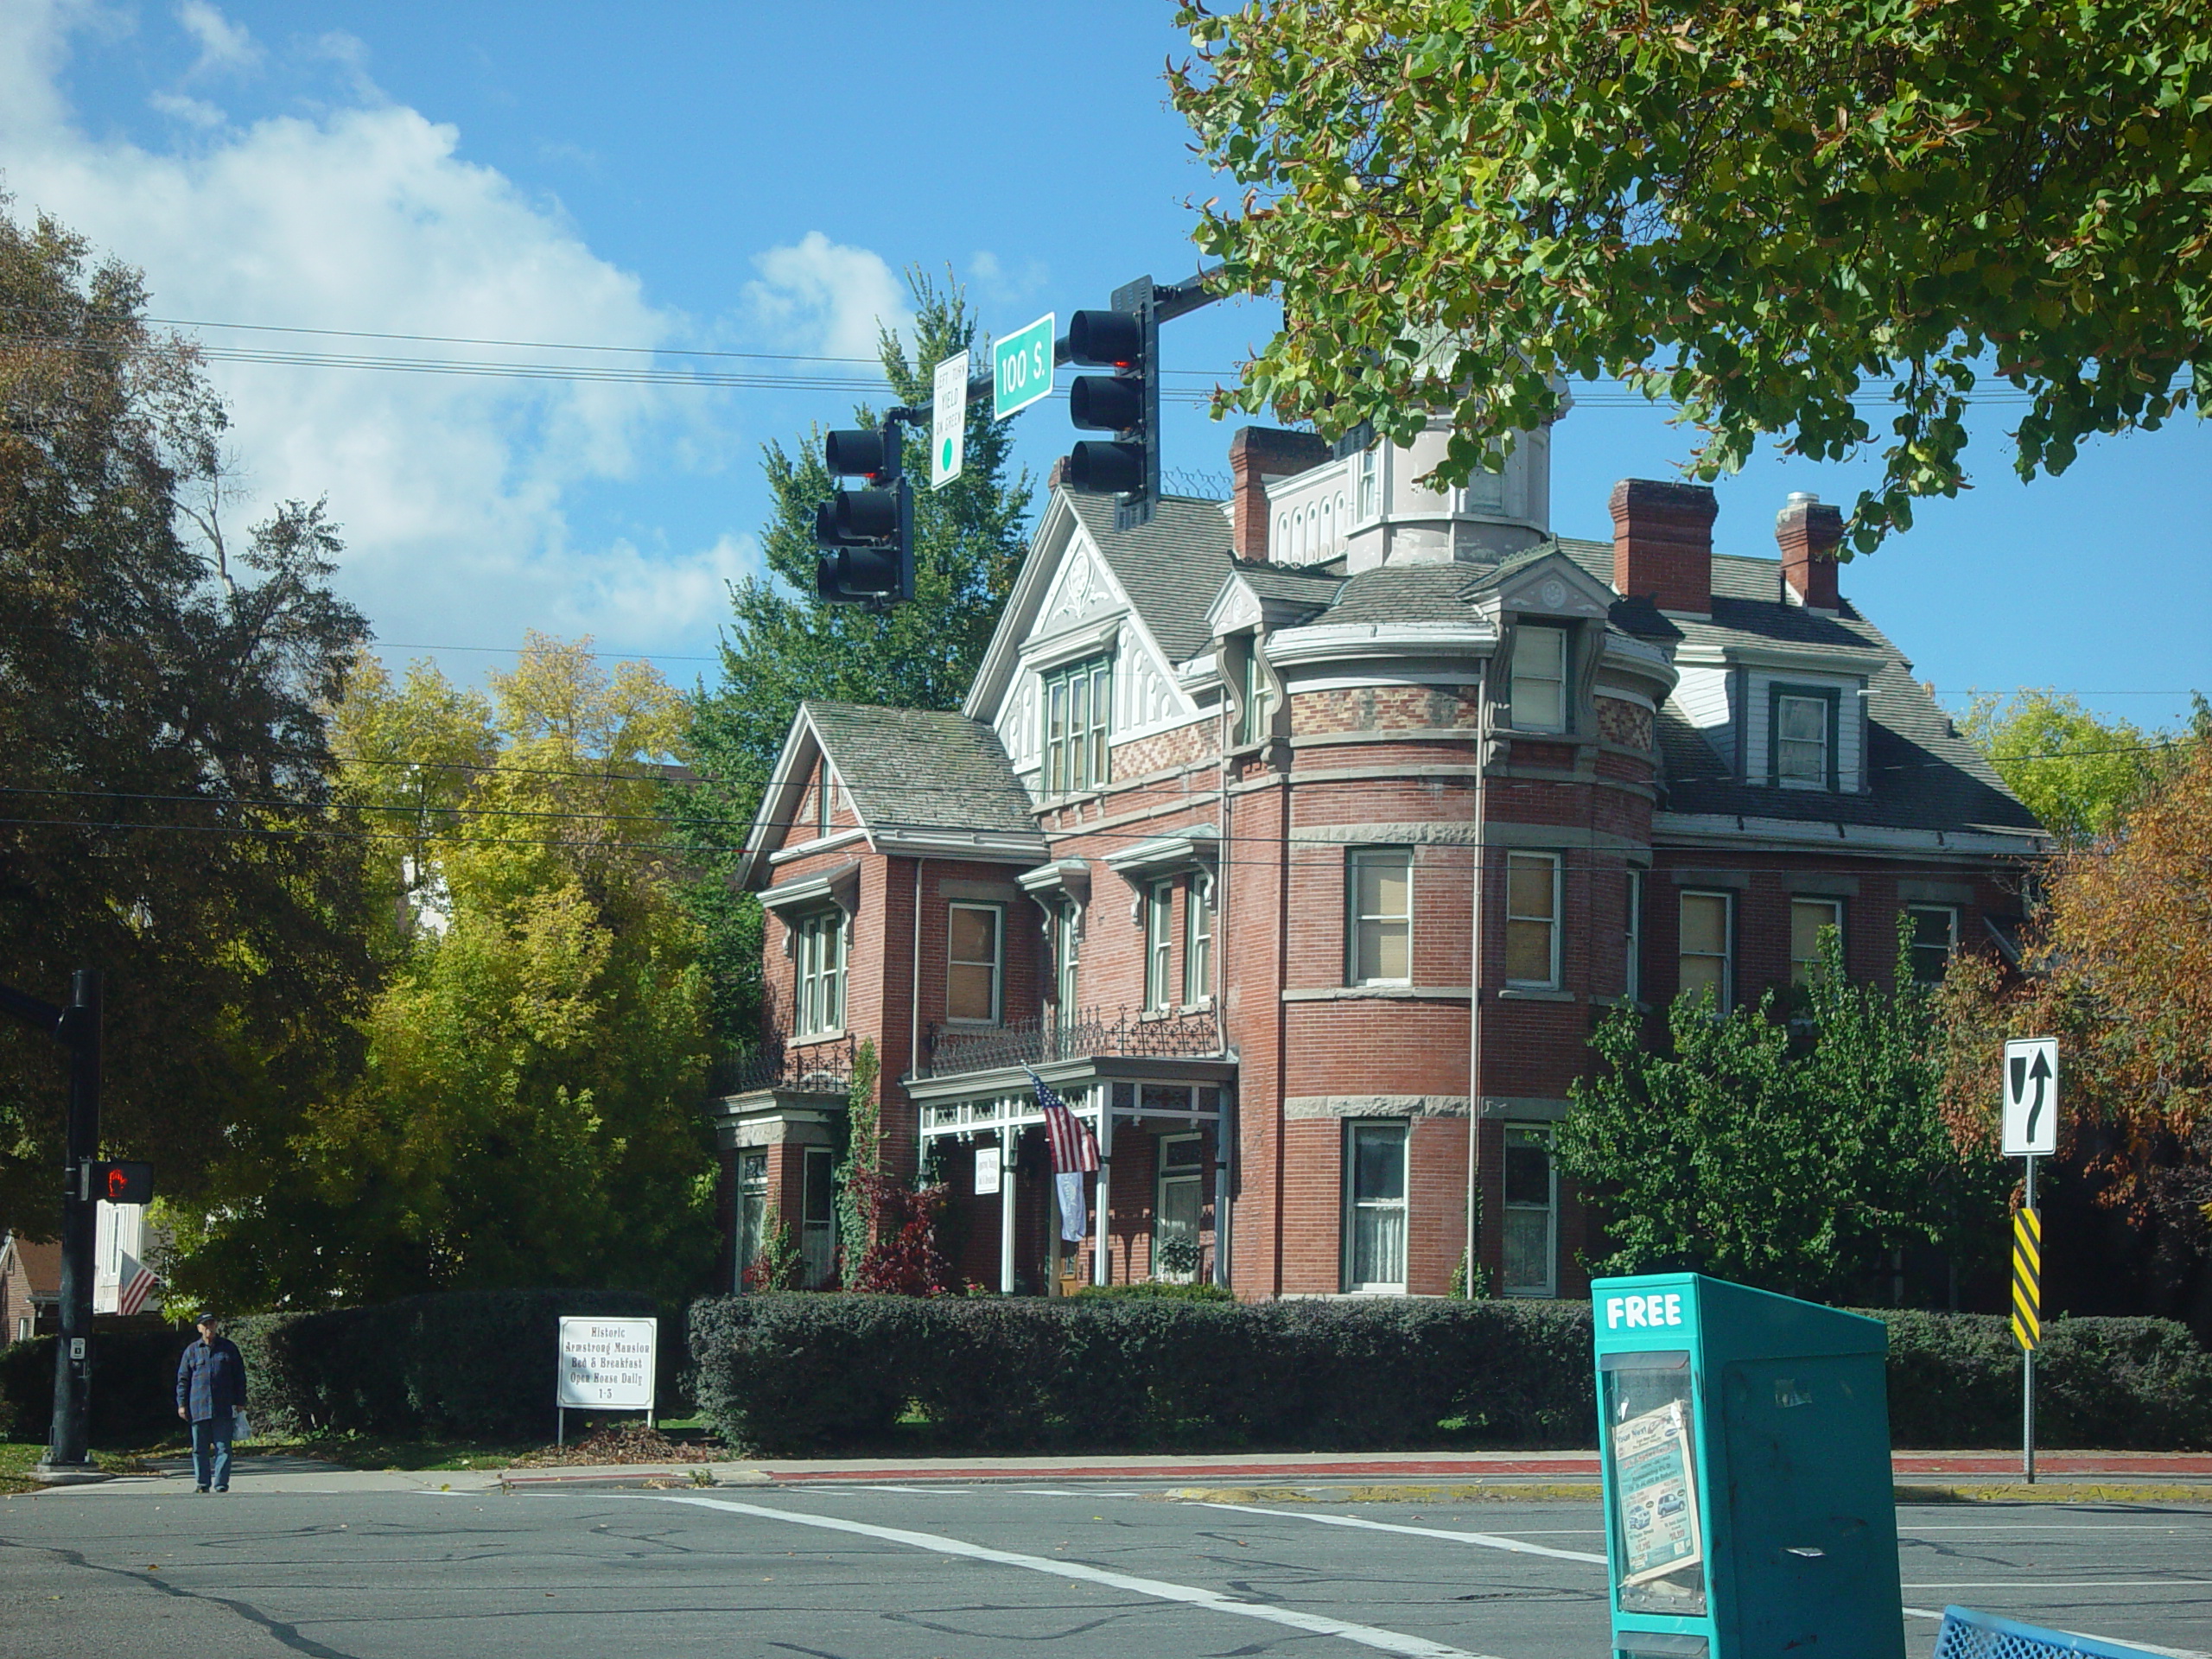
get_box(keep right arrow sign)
[2002,1037,2060,1157]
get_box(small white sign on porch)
[556,1316,656,1411]
[974,1144,1001,1197]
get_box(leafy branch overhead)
[1170,0,2212,551]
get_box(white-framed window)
[1053,898,1081,1024]
[1772,686,1836,790]
[1343,1119,1408,1292]
[947,902,1002,1025]
[1355,444,1381,521]
[1235,635,1271,745]
[1504,851,1562,988]
[801,1146,836,1289]
[734,1150,768,1292]
[1501,1126,1558,1298]
[1790,897,1845,988]
[1043,654,1113,795]
[793,910,847,1037]
[1511,624,1569,733]
[1348,848,1414,986]
[1625,868,1643,1003]
[1144,879,1173,1014]
[1907,904,1961,984]
[1185,871,1215,1007]
[1154,1133,1205,1282]
[1678,890,1733,1013]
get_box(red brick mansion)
[713,420,2043,1301]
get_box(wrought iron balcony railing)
[918,1005,1223,1079]
[709,1032,858,1098]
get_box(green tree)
[1556,926,2007,1302]
[0,200,376,1239]
[1169,1,2212,551]
[1960,689,2163,845]
[679,272,1033,1052]
[169,639,720,1307]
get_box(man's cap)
[194,1312,218,1325]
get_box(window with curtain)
[793,909,847,1037]
[1185,871,1215,1007]
[947,902,1002,1024]
[1344,1120,1408,1292]
[1504,851,1561,988]
[1511,624,1568,732]
[1678,891,1732,1012]
[1773,688,1835,788]
[1348,849,1414,985]
[1043,654,1113,795]
[1790,897,1845,987]
[1144,880,1173,1013]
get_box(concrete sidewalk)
[29,1446,2212,1499]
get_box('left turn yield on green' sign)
[931,350,969,489]
[993,313,1054,421]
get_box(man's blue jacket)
[175,1336,248,1424]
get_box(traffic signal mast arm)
[955,268,1220,407]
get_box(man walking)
[175,1313,248,1494]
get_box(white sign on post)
[974,1144,1001,1197]
[931,350,969,488]
[556,1316,657,1411]
[2002,1037,2059,1157]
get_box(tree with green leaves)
[1,200,376,1243]
[1555,925,2008,1303]
[1961,687,2207,845]
[678,273,1033,1052]
[169,638,720,1308]
[1169,1,2212,551]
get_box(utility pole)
[0,969,107,1479]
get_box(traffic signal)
[91,1160,153,1205]
[1065,277,1160,528]
[815,417,915,606]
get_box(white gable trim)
[734,707,878,892]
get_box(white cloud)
[147,90,225,128]
[176,2,260,78]
[746,231,912,360]
[0,0,777,677]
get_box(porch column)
[999,1130,1017,1295]
[1092,1096,1115,1287]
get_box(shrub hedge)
[0,1319,193,1446]
[690,1294,1593,1452]
[690,1295,2212,1454]
[230,1288,658,1441]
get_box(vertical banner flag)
[1030,1068,1099,1243]
[2012,1206,2042,1353]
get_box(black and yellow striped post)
[2016,1165,2043,1484]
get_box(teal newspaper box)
[1592,1273,1903,1659]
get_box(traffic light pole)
[958,268,1222,408]
[0,969,104,1477]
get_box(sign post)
[2001,1036,2058,1484]
[992,313,1055,421]
[556,1315,657,1447]
[930,349,969,488]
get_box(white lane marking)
[842,1484,979,1496]
[1193,1502,1607,1565]
[648,1494,1504,1659]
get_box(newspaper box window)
[1592,1274,1904,1659]
[556,1315,657,1446]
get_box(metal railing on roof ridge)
[919,1005,1224,1078]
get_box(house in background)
[1,1231,60,1344]
[712,415,2044,1301]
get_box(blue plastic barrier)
[1933,1605,2172,1658]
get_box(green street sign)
[993,312,1055,420]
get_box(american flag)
[117,1252,159,1317]
[1030,1070,1098,1173]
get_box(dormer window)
[1043,654,1112,795]
[1510,624,1568,733]
[1770,685,1840,791]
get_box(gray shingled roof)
[803,702,1036,836]
[1325,563,1489,626]
[1064,492,1238,664]
[1228,558,1345,615]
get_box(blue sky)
[5,1,2206,728]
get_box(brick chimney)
[1775,491,1843,610]
[1609,479,1717,615]
[1230,427,1332,561]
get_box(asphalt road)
[3,1479,2208,1658]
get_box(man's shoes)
[194,1485,209,1493]
[213,1487,229,1494]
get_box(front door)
[802,1146,837,1289]
[1154,1134,1204,1281]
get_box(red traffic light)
[93,1160,154,1205]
